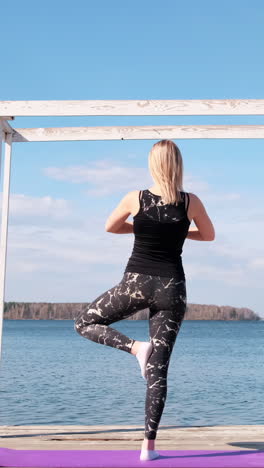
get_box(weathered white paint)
[10,124,264,141]
[1,119,14,134]
[1,99,264,116]
[0,131,12,361]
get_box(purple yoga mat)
[0,448,264,468]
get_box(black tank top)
[124,189,191,279]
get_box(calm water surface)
[0,319,263,426]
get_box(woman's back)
[124,189,191,279]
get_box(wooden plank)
[11,124,264,142]
[0,425,263,451]
[1,99,264,116]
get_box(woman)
[74,139,215,461]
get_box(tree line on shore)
[3,301,261,320]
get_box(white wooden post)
[0,130,12,361]
[0,125,3,362]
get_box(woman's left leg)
[74,272,154,354]
[144,277,187,441]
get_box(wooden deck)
[0,425,263,451]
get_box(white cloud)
[0,193,73,219]
[185,262,246,286]
[248,258,264,270]
[205,192,241,201]
[208,239,261,261]
[42,160,214,197]
[6,223,132,275]
[42,161,244,208]
[43,161,150,196]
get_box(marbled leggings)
[74,271,187,440]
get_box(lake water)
[0,319,263,427]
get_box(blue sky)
[1,0,264,318]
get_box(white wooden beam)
[1,99,264,116]
[0,132,12,361]
[11,124,264,142]
[1,120,15,134]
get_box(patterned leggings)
[74,271,187,440]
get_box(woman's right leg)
[74,272,153,354]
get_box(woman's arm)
[105,192,133,233]
[186,226,208,241]
[113,221,134,234]
[187,194,215,241]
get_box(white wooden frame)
[0,99,264,359]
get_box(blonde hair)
[148,139,184,205]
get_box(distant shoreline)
[3,302,261,321]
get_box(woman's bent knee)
[74,318,82,334]
[74,311,87,334]
[74,306,99,335]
